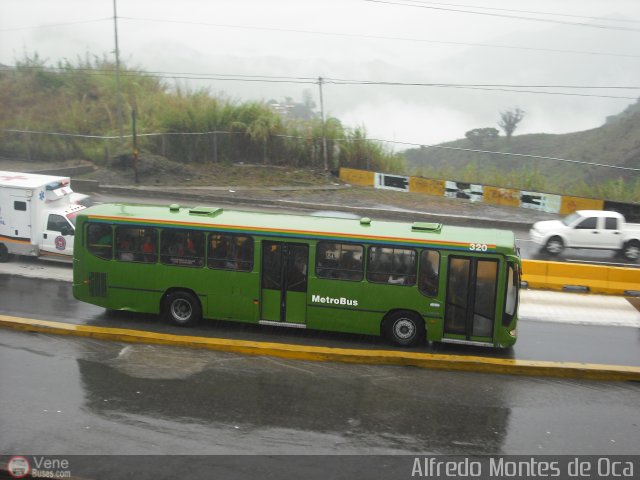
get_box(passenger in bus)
[387,275,406,285]
[87,227,112,259]
[118,235,135,261]
[210,236,234,269]
[419,263,438,295]
[184,234,196,256]
[236,238,253,270]
[340,250,361,280]
[141,235,156,262]
[368,249,392,283]
[97,231,112,246]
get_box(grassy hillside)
[0,54,403,174]
[404,100,640,203]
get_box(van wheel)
[0,244,9,263]
[164,291,201,327]
[383,311,425,347]
[623,241,640,261]
[544,236,564,255]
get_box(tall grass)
[0,55,398,173]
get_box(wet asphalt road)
[1,276,640,477]
[1,328,639,460]
[1,275,639,367]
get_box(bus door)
[444,256,499,343]
[260,241,309,325]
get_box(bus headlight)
[509,329,517,337]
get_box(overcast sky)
[2,0,640,146]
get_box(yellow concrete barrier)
[559,196,604,215]
[408,177,445,196]
[339,168,375,186]
[608,267,640,295]
[522,259,640,295]
[1,314,639,381]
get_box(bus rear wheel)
[164,291,201,327]
[383,311,425,347]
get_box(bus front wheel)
[164,291,201,327]
[383,311,425,347]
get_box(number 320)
[469,243,488,252]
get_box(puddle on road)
[106,344,224,379]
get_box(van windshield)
[66,213,78,227]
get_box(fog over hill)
[2,0,639,147]
[403,96,640,198]
[138,19,640,148]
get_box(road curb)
[2,314,639,382]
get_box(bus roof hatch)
[189,206,223,216]
[411,222,442,233]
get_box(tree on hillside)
[498,107,525,141]
[465,127,499,148]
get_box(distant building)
[267,100,296,119]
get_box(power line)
[365,0,640,33]
[118,16,640,60]
[370,138,640,172]
[324,79,639,99]
[18,65,640,88]
[3,128,639,173]
[0,18,111,33]
[6,65,639,99]
[4,15,640,60]
[400,0,640,24]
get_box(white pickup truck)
[530,210,640,260]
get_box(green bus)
[72,203,520,348]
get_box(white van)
[0,171,87,262]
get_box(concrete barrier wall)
[522,259,640,295]
[69,178,100,193]
[30,165,96,176]
[339,168,376,187]
[338,167,619,217]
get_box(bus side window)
[418,249,440,297]
[316,242,363,281]
[233,236,254,272]
[160,229,205,267]
[208,234,253,271]
[87,223,113,260]
[367,246,417,285]
[115,227,157,263]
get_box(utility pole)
[318,76,329,171]
[131,109,139,183]
[113,0,124,140]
